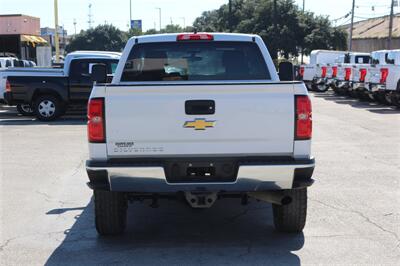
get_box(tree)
[161,24,183,33]
[66,24,126,52]
[193,0,347,59]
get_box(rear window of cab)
[121,41,270,82]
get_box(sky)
[0,0,398,35]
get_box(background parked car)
[2,51,121,120]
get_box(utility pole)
[73,18,77,35]
[388,0,395,49]
[62,23,65,54]
[155,7,161,32]
[54,0,60,63]
[301,0,305,64]
[349,0,355,51]
[88,3,94,28]
[272,0,277,58]
[229,0,232,32]
[129,0,132,29]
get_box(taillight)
[5,79,11,92]
[332,66,338,78]
[299,66,305,78]
[321,66,327,78]
[87,98,105,143]
[345,67,352,81]
[380,68,388,84]
[359,68,367,82]
[177,33,213,41]
[295,95,312,140]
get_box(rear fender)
[30,83,68,103]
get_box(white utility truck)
[352,50,388,101]
[86,33,315,236]
[370,49,400,106]
[300,50,347,91]
[333,52,370,95]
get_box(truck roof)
[132,32,259,43]
[66,51,121,59]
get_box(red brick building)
[0,14,47,61]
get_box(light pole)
[54,0,60,63]
[155,7,161,32]
[180,17,185,29]
[301,0,305,64]
[349,0,355,51]
[129,0,132,29]
[388,0,395,49]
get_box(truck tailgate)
[105,83,295,157]
[367,66,381,84]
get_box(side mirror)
[278,62,294,81]
[91,64,107,83]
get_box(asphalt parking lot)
[1,92,399,265]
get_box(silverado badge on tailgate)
[184,119,216,130]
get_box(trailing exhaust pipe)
[247,191,292,205]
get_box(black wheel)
[313,83,329,92]
[272,188,307,233]
[384,92,393,105]
[375,92,390,105]
[16,104,34,116]
[390,92,400,108]
[94,190,128,236]
[356,90,371,101]
[304,83,312,91]
[33,95,63,121]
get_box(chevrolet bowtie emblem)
[184,119,216,130]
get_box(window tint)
[110,62,118,74]
[371,53,380,64]
[386,53,395,64]
[355,56,370,64]
[71,61,90,76]
[121,41,270,82]
[5,60,11,67]
[344,54,351,64]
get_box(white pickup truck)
[300,50,348,91]
[333,52,370,95]
[86,33,315,236]
[352,50,388,101]
[370,49,400,107]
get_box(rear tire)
[390,92,400,108]
[16,104,34,116]
[272,188,307,233]
[94,190,128,236]
[313,84,329,92]
[33,94,63,121]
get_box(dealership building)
[343,13,400,52]
[0,14,47,61]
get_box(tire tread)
[273,188,307,233]
[94,190,127,236]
